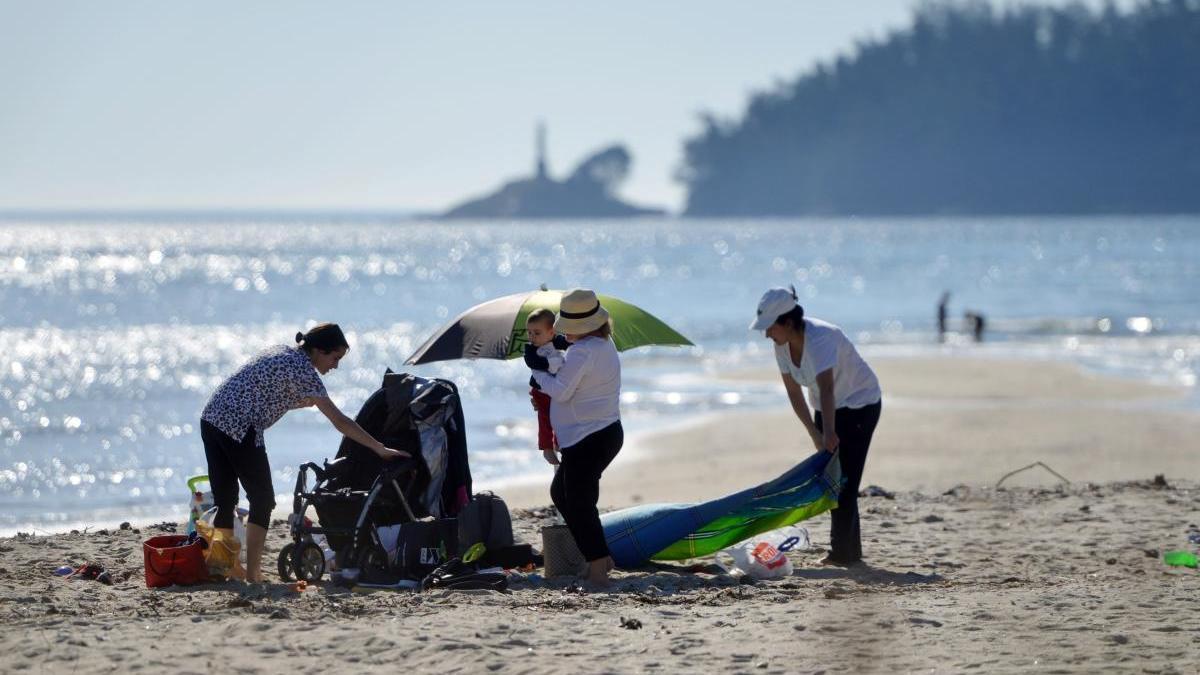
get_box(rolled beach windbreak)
[600,451,843,568]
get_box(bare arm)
[782,373,823,452]
[311,397,410,460]
[815,368,839,453]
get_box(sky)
[0,1,1131,214]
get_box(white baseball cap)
[749,286,800,330]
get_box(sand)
[504,356,1198,507]
[2,357,1198,673]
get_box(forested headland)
[679,1,1200,215]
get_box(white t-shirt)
[775,317,881,411]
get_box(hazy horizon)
[0,0,1133,214]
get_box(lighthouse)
[535,121,548,181]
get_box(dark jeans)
[200,420,275,529]
[814,401,882,563]
[550,421,623,562]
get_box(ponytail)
[296,323,349,354]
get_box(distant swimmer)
[964,310,986,342]
[937,291,951,342]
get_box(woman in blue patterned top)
[200,323,409,582]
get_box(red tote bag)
[143,534,209,587]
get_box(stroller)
[278,371,472,582]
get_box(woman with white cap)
[532,288,623,585]
[751,287,882,566]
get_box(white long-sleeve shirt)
[531,336,621,449]
[537,343,565,374]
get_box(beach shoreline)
[500,355,1196,509]
[3,354,1200,672]
[10,354,1193,538]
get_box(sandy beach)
[504,355,1200,507]
[3,357,1199,673]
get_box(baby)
[523,309,569,462]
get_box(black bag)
[421,557,508,592]
[480,543,540,569]
[397,518,458,580]
[457,492,513,551]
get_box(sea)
[1,216,1198,535]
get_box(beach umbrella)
[404,288,693,365]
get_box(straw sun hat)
[554,288,610,335]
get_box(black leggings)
[200,420,275,529]
[814,401,881,563]
[550,421,623,562]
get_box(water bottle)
[185,475,214,536]
[314,533,336,569]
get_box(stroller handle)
[382,457,420,478]
[299,462,325,483]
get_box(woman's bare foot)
[585,558,611,586]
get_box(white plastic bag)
[716,525,811,580]
[376,524,403,565]
[198,506,248,555]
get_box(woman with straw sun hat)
[531,288,623,586]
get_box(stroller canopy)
[335,371,472,518]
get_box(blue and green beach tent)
[601,451,844,568]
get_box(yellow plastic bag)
[196,520,246,580]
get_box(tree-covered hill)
[679,0,1200,215]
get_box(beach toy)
[1163,550,1198,568]
[600,450,843,568]
[186,475,214,535]
[54,565,75,576]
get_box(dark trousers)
[814,401,881,563]
[200,420,275,529]
[550,421,623,562]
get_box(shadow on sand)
[789,563,943,586]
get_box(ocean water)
[1,216,1198,535]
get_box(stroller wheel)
[277,543,296,582]
[292,541,326,582]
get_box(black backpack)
[457,492,513,552]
